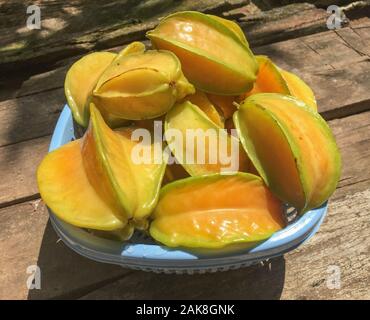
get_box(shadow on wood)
[28,219,286,300]
[27,220,127,300]
[82,257,286,300]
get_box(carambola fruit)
[207,93,238,119]
[65,42,146,127]
[37,139,127,231]
[147,11,258,95]
[65,51,116,127]
[242,56,317,111]
[243,55,290,97]
[37,104,166,231]
[185,90,224,127]
[234,93,341,213]
[83,104,167,221]
[149,173,286,249]
[92,49,194,120]
[280,69,317,111]
[165,101,252,176]
[209,15,248,45]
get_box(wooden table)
[0,1,369,300]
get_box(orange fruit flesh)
[166,102,250,175]
[207,93,237,119]
[244,56,289,98]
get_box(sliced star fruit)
[37,104,167,233]
[65,42,146,127]
[147,11,258,95]
[185,90,224,127]
[37,140,127,231]
[280,69,317,111]
[165,101,252,176]
[84,103,167,221]
[234,93,341,213]
[242,55,317,111]
[92,49,194,120]
[207,93,238,119]
[149,173,286,249]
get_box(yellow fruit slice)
[280,69,317,111]
[86,104,167,220]
[150,173,286,248]
[37,140,126,231]
[165,101,252,176]
[209,14,248,44]
[240,55,318,111]
[147,11,258,94]
[186,90,224,127]
[243,55,290,98]
[65,52,116,127]
[93,50,194,120]
[65,42,147,127]
[234,93,341,213]
[114,41,145,61]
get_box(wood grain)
[330,111,370,200]
[238,3,329,47]
[254,22,370,119]
[0,200,128,300]
[1,24,370,148]
[0,0,249,71]
[0,136,49,208]
[0,89,65,147]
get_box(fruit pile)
[37,11,341,249]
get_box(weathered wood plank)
[0,110,369,299]
[0,89,64,147]
[0,2,323,102]
[0,136,49,208]
[3,1,365,74]
[238,3,329,47]
[0,0,249,72]
[2,24,370,147]
[0,200,129,300]
[329,111,370,200]
[280,189,370,300]
[254,22,370,119]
